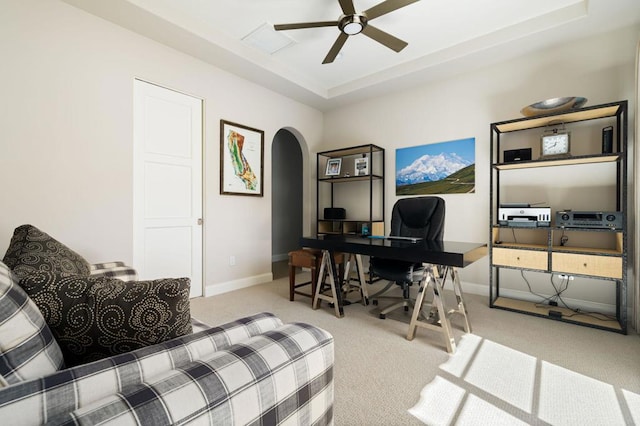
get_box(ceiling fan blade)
[323,32,349,64]
[338,0,357,15]
[361,25,408,52]
[364,0,420,20]
[274,21,338,31]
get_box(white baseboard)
[205,273,273,297]
[203,276,618,318]
[460,281,489,297]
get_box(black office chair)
[369,196,445,319]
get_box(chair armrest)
[191,316,211,333]
[48,322,335,426]
[90,261,126,270]
[0,312,283,424]
[90,261,138,282]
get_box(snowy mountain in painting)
[396,153,471,186]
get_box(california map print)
[221,120,263,196]
[227,130,257,190]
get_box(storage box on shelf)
[317,144,385,237]
[489,100,628,333]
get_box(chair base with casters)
[370,281,413,319]
[368,257,423,319]
[407,265,471,353]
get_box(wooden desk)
[300,235,487,352]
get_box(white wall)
[324,25,639,308]
[0,0,323,294]
[1,0,638,307]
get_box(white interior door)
[133,79,203,298]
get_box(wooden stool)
[288,248,344,305]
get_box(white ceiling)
[63,0,640,110]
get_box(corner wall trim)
[272,253,289,262]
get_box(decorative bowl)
[520,97,587,117]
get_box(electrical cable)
[522,270,553,302]
[516,232,616,322]
[560,230,568,246]
[534,274,617,322]
[532,273,567,307]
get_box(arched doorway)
[271,129,304,278]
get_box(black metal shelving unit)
[316,144,385,237]
[489,100,628,333]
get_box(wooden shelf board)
[494,105,621,133]
[319,144,384,158]
[492,297,621,331]
[552,246,622,255]
[319,219,383,223]
[492,243,547,250]
[319,174,382,183]
[493,244,622,255]
[494,154,619,170]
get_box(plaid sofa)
[0,261,335,425]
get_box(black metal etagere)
[489,100,628,333]
[316,144,385,237]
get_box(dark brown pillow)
[19,272,192,367]
[3,224,91,279]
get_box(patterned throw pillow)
[19,273,192,367]
[3,224,91,279]
[0,261,65,385]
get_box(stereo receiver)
[555,210,623,229]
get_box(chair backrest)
[389,196,445,240]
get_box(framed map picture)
[220,120,264,196]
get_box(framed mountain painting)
[396,137,475,195]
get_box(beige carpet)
[190,267,640,425]
[410,333,640,425]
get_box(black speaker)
[602,126,613,153]
[504,148,532,163]
[324,207,346,219]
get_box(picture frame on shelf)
[220,119,264,196]
[325,158,342,176]
[354,157,369,176]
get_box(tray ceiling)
[62,0,640,110]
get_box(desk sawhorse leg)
[342,253,369,305]
[313,251,368,317]
[313,250,344,317]
[406,265,471,353]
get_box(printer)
[498,203,551,227]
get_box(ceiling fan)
[274,0,420,64]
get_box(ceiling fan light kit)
[274,0,420,64]
[340,14,367,35]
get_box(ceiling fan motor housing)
[339,14,368,35]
